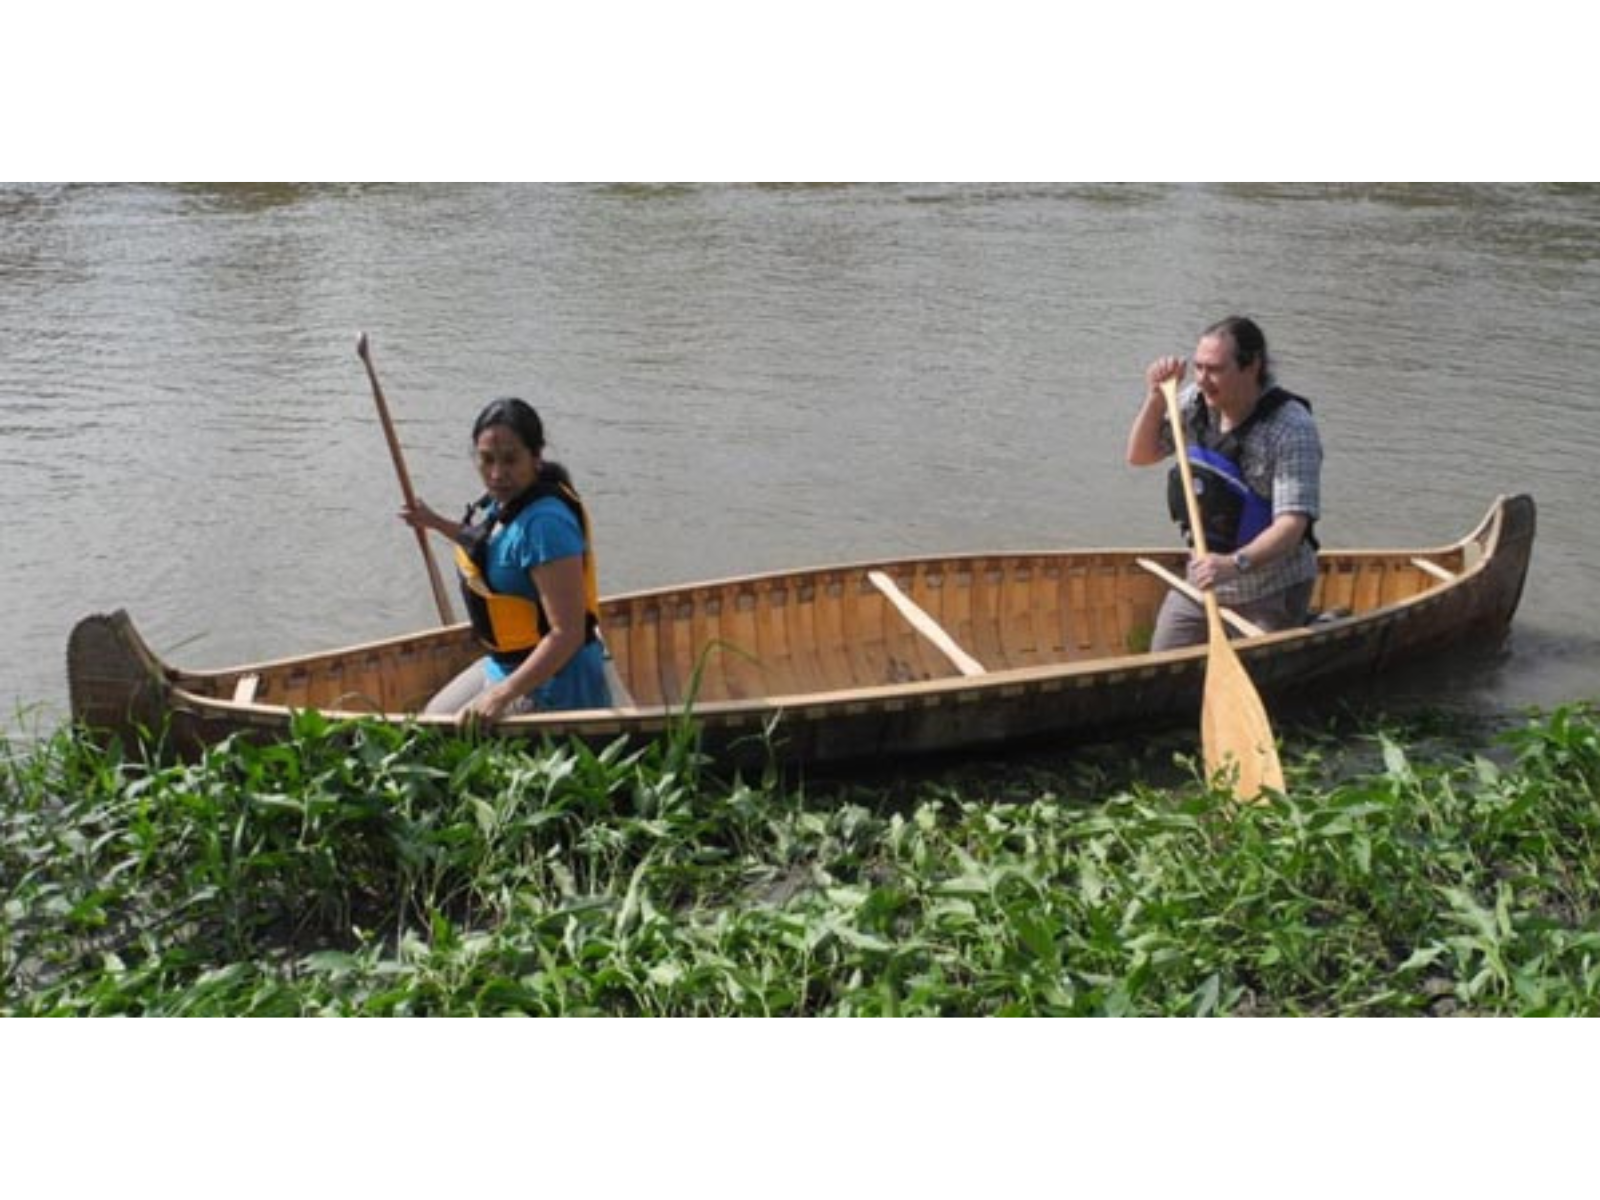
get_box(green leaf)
[1380,736,1412,780]
[471,797,499,836]
[303,951,361,979]
[1396,945,1446,974]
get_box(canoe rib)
[67,495,1536,767]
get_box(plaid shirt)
[1158,385,1323,605]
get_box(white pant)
[423,659,538,716]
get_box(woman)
[402,397,611,719]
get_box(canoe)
[68,494,1535,768]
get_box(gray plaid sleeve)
[1268,408,1322,519]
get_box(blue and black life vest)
[453,463,601,664]
[1166,386,1316,554]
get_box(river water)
[4,183,1598,734]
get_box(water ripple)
[5,183,1599,725]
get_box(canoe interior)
[159,544,1477,715]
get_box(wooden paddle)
[357,333,455,625]
[1160,378,1285,800]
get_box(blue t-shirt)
[481,496,611,711]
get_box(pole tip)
[356,331,370,358]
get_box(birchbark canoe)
[68,494,1535,767]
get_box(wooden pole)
[357,333,455,625]
[1161,379,1285,799]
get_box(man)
[1126,316,1323,651]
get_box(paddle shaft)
[1160,381,1228,638]
[357,333,455,625]
[1160,378,1283,797]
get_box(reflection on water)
[4,183,1598,728]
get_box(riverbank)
[4,703,1598,1016]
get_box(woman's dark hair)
[1203,316,1273,385]
[472,397,545,454]
[471,396,574,488]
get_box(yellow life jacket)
[453,469,601,659]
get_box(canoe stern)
[67,610,175,747]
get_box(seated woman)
[401,397,611,719]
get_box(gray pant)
[1150,580,1315,652]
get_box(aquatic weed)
[7,704,1600,1015]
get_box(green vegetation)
[4,704,1600,1016]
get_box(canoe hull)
[68,495,1536,768]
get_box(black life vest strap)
[1189,385,1307,455]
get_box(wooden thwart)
[232,673,261,705]
[1135,558,1267,639]
[1410,557,1458,583]
[867,570,987,677]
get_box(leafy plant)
[5,703,1600,1015]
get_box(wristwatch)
[1233,551,1253,574]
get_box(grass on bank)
[3,703,1599,1016]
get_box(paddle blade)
[1201,638,1285,801]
